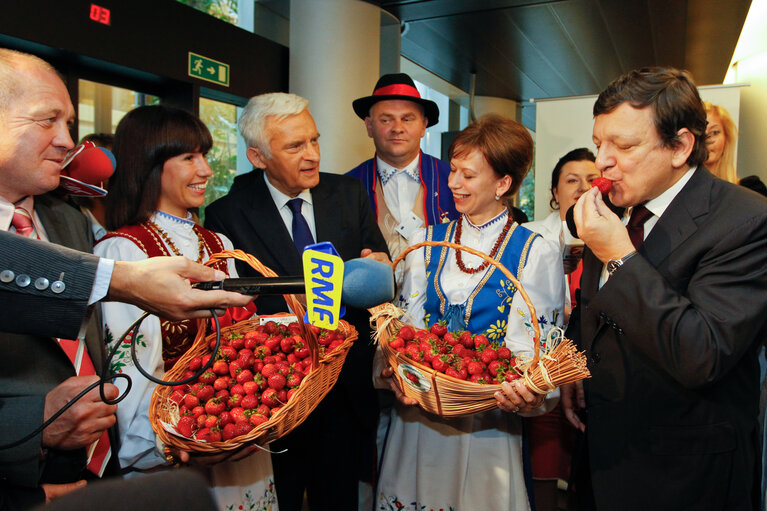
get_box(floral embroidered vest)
[422,218,540,342]
[99,222,228,370]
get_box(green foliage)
[199,98,239,223]
[176,0,238,24]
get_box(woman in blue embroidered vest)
[376,114,565,511]
[95,105,277,511]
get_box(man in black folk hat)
[347,73,458,268]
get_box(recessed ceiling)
[365,0,751,127]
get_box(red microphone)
[58,142,116,197]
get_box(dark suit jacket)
[204,169,389,429]
[571,167,767,510]
[0,194,106,510]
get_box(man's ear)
[246,146,268,169]
[671,128,695,168]
[364,116,374,138]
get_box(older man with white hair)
[204,92,389,511]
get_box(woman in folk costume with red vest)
[95,105,277,510]
[376,115,565,511]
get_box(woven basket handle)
[392,240,541,369]
[198,249,320,369]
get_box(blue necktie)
[287,198,315,252]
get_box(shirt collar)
[628,166,697,220]
[263,171,313,210]
[0,195,35,231]
[154,209,195,226]
[376,153,420,185]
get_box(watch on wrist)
[607,251,637,276]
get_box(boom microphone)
[193,257,395,309]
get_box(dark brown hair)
[593,67,708,167]
[105,105,212,230]
[448,114,533,197]
[549,148,596,209]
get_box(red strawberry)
[228,394,243,409]
[215,389,230,401]
[254,346,272,359]
[230,383,245,396]
[243,380,259,395]
[183,393,199,409]
[294,344,310,359]
[459,331,474,348]
[219,411,233,427]
[188,356,202,372]
[220,346,238,362]
[195,384,215,403]
[213,376,231,392]
[249,413,269,427]
[431,356,449,373]
[169,389,185,405]
[443,332,458,346]
[474,335,490,351]
[221,422,238,441]
[241,394,259,410]
[497,346,512,360]
[430,322,448,337]
[234,420,254,436]
[260,388,280,408]
[262,363,279,378]
[389,337,405,350]
[204,414,219,429]
[230,407,248,423]
[287,388,298,401]
[488,360,504,377]
[268,373,287,390]
[445,367,465,380]
[265,335,282,352]
[198,370,217,385]
[176,416,196,438]
[255,404,271,417]
[196,427,221,443]
[287,372,304,387]
[467,360,485,375]
[398,325,415,341]
[230,334,245,350]
[235,369,254,385]
[280,336,297,354]
[204,398,226,416]
[480,347,498,364]
[592,177,612,195]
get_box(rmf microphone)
[193,257,395,309]
[57,142,116,197]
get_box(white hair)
[238,92,310,158]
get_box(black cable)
[0,309,221,450]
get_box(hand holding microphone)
[193,256,395,309]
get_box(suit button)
[51,280,66,294]
[15,274,31,288]
[592,352,601,364]
[0,270,14,283]
[599,312,607,319]
[34,277,50,290]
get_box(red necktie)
[11,206,38,239]
[10,205,110,475]
[627,205,653,250]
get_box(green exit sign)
[188,52,230,87]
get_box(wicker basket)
[149,249,357,452]
[371,240,547,417]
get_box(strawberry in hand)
[592,177,612,195]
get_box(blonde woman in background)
[703,101,738,183]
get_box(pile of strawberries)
[389,323,523,384]
[169,320,345,442]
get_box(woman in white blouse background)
[376,114,565,511]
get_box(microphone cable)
[0,310,222,450]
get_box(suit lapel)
[242,170,302,274]
[640,168,711,267]
[312,177,339,246]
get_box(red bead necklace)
[454,211,513,274]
